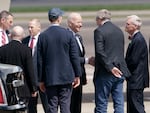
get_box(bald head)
[67,12,82,33]
[11,26,25,41]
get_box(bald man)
[0,26,38,108]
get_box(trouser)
[27,89,49,113]
[46,84,72,113]
[70,84,82,113]
[127,89,145,113]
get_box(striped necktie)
[1,31,6,46]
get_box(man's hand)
[39,82,46,92]
[88,56,95,66]
[111,67,123,78]
[31,91,38,97]
[72,77,80,88]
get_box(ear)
[133,25,138,30]
[0,18,6,23]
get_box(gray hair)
[67,12,81,23]
[127,15,142,27]
[96,9,111,20]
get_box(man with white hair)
[67,12,88,113]
[125,15,149,113]
[93,9,130,113]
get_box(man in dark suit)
[37,8,81,113]
[0,26,37,108]
[22,19,48,113]
[125,15,149,113]
[93,9,130,113]
[67,12,88,113]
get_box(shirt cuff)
[85,57,89,64]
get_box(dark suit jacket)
[75,34,87,85]
[125,32,149,89]
[22,36,38,84]
[37,26,81,86]
[94,21,130,80]
[0,40,37,98]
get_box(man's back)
[0,40,31,67]
[0,40,36,97]
[37,25,81,86]
[94,21,130,78]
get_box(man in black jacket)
[0,26,37,108]
[125,15,149,113]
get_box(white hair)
[67,12,81,23]
[127,15,142,27]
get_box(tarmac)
[36,65,150,113]
[13,10,150,113]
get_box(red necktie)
[29,37,35,49]
[0,87,4,103]
[1,31,6,45]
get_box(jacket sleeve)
[94,29,114,72]
[69,34,82,77]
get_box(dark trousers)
[27,89,49,113]
[70,84,82,113]
[46,84,72,113]
[127,89,145,113]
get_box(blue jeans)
[94,75,125,113]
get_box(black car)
[0,63,26,113]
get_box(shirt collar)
[31,32,40,39]
[68,28,76,36]
[101,19,110,25]
[132,30,139,37]
[50,24,59,27]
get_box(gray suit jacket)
[94,21,130,80]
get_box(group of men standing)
[0,8,149,113]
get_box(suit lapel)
[75,34,85,56]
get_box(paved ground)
[12,11,150,113]
[37,65,150,113]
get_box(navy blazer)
[75,34,87,85]
[37,26,81,86]
[125,32,149,89]
[94,21,130,79]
